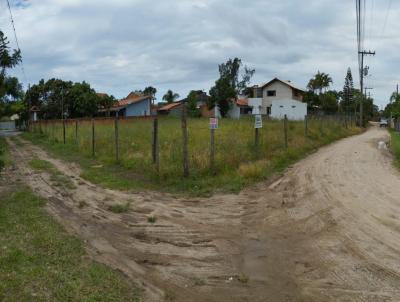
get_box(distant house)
[158,101,184,116]
[250,78,307,120]
[214,98,253,119]
[109,93,153,117]
[157,91,216,117]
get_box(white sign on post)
[255,114,263,129]
[209,118,218,130]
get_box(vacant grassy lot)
[26,116,361,195]
[390,130,400,167]
[0,188,143,302]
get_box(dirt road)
[6,126,400,301]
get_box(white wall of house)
[262,81,293,108]
[270,99,307,120]
[248,98,263,115]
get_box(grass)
[0,139,142,301]
[390,129,400,168]
[0,188,142,302]
[108,202,130,213]
[25,116,362,195]
[0,138,7,171]
[29,158,76,190]
[147,216,157,224]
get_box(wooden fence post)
[210,127,215,174]
[284,114,288,149]
[182,103,189,178]
[63,119,66,144]
[152,117,160,173]
[92,119,95,157]
[115,116,120,163]
[75,120,78,144]
[304,115,308,137]
[255,127,260,147]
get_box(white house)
[250,78,307,120]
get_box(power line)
[381,0,393,38]
[5,0,27,83]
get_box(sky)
[0,0,398,109]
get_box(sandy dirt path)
[6,126,400,301]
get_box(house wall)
[270,99,307,120]
[248,98,264,115]
[227,104,241,119]
[125,99,151,117]
[262,81,293,108]
[0,121,16,130]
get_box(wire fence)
[30,114,358,179]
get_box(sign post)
[209,118,218,173]
[254,114,263,147]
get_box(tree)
[307,71,332,95]
[162,90,179,104]
[98,94,116,117]
[320,91,339,114]
[186,90,201,117]
[208,58,255,117]
[0,31,21,77]
[341,68,354,114]
[0,31,23,119]
[143,86,157,104]
[25,79,110,119]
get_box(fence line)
[30,114,357,178]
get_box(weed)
[108,202,130,213]
[238,273,249,284]
[29,158,76,190]
[78,201,88,208]
[147,215,157,223]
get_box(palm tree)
[162,90,180,104]
[308,71,332,94]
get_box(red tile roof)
[158,102,183,111]
[236,98,249,106]
[113,95,152,108]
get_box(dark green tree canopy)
[209,58,255,117]
[25,78,116,119]
[162,90,180,104]
[0,31,24,118]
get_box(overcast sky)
[0,0,398,108]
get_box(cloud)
[0,0,398,108]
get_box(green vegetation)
[147,216,157,224]
[390,130,400,167]
[0,188,142,301]
[25,116,361,195]
[29,157,76,190]
[0,137,10,171]
[108,202,130,213]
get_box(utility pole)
[359,50,375,126]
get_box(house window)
[292,106,296,108]
[267,90,276,97]
[280,105,284,108]
[255,88,263,98]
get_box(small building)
[110,93,153,117]
[250,78,307,120]
[215,98,253,119]
[158,101,184,116]
[30,106,40,121]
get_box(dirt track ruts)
[6,126,400,301]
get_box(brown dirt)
[6,125,400,301]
